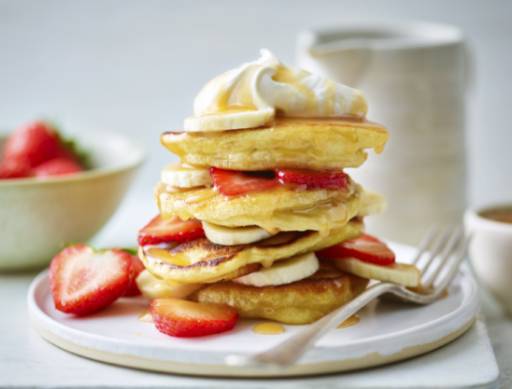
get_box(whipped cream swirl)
[184,49,367,131]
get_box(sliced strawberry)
[317,234,396,266]
[124,253,145,297]
[50,244,131,316]
[276,168,349,189]
[0,158,33,179]
[33,157,83,177]
[3,121,61,168]
[150,298,238,338]
[210,167,278,196]
[138,215,205,246]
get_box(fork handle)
[231,282,395,367]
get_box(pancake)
[156,181,382,232]
[193,264,369,324]
[162,117,388,171]
[140,220,363,284]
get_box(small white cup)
[465,205,512,315]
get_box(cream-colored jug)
[297,22,470,244]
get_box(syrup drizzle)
[252,322,285,335]
[138,311,153,323]
[337,314,360,329]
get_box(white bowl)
[465,205,512,315]
[0,131,144,271]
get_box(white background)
[1,0,511,207]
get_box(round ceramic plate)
[28,242,479,377]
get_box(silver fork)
[225,226,471,368]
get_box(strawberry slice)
[138,215,205,246]
[124,252,146,297]
[150,298,238,338]
[33,157,83,177]
[276,168,349,189]
[3,121,61,168]
[317,234,396,266]
[210,167,278,196]
[50,244,131,316]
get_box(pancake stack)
[137,50,393,324]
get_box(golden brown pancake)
[193,264,369,324]
[162,117,388,171]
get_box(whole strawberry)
[34,157,83,177]
[3,121,61,168]
[0,158,32,179]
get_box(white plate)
[28,242,479,377]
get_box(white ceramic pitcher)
[297,22,470,244]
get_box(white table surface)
[0,194,508,388]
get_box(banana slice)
[202,221,275,246]
[161,163,212,188]
[358,191,387,216]
[184,109,274,132]
[136,270,202,299]
[234,252,319,287]
[334,258,420,287]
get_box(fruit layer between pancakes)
[156,179,384,232]
[140,219,364,284]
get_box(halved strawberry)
[150,298,238,338]
[124,253,145,297]
[3,121,61,168]
[210,167,278,196]
[138,215,205,246]
[33,157,83,177]
[50,244,131,316]
[276,168,349,189]
[317,234,395,266]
